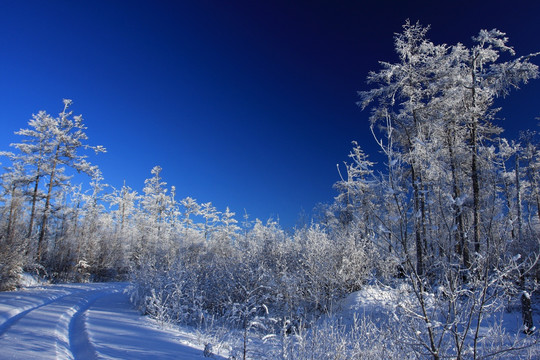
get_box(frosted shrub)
[0,238,24,291]
[145,288,171,326]
[262,315,410,360]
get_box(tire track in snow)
[67,285,123,360]
[70,307,98,359]
[0,283,220,359]
[0,284,93,336]
[0,283,124,359]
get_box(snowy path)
[0,283,224,359]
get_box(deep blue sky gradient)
[1,1,540,228]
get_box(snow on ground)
[333,283,405,326]
[335,283,540,350]
[1,281,538,359]
[18,272,44,287]
[335,283,533,329]
[0,282,226,359]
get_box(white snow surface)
[334,283,405,325]
[335,284,538,338]
[0,282,225,359]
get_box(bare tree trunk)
[519,269,535,335]
[27,174,40,239]
[515,153,523,242]
[521,291,534,335]
[471,122,481,254]
[411,164,424,277]
[408,111,425,277]
[37,147,60,263]
[6,186,17,242]
[468,55,482,256]
[447,133,470,269]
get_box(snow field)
[0,283,225,359]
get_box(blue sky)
[1,1,540,228]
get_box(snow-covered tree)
[360,21,539,274]
[198,201,220,241]
[142,166,168,233]
[4,99,105,263]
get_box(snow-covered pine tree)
[4,100,105,264]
